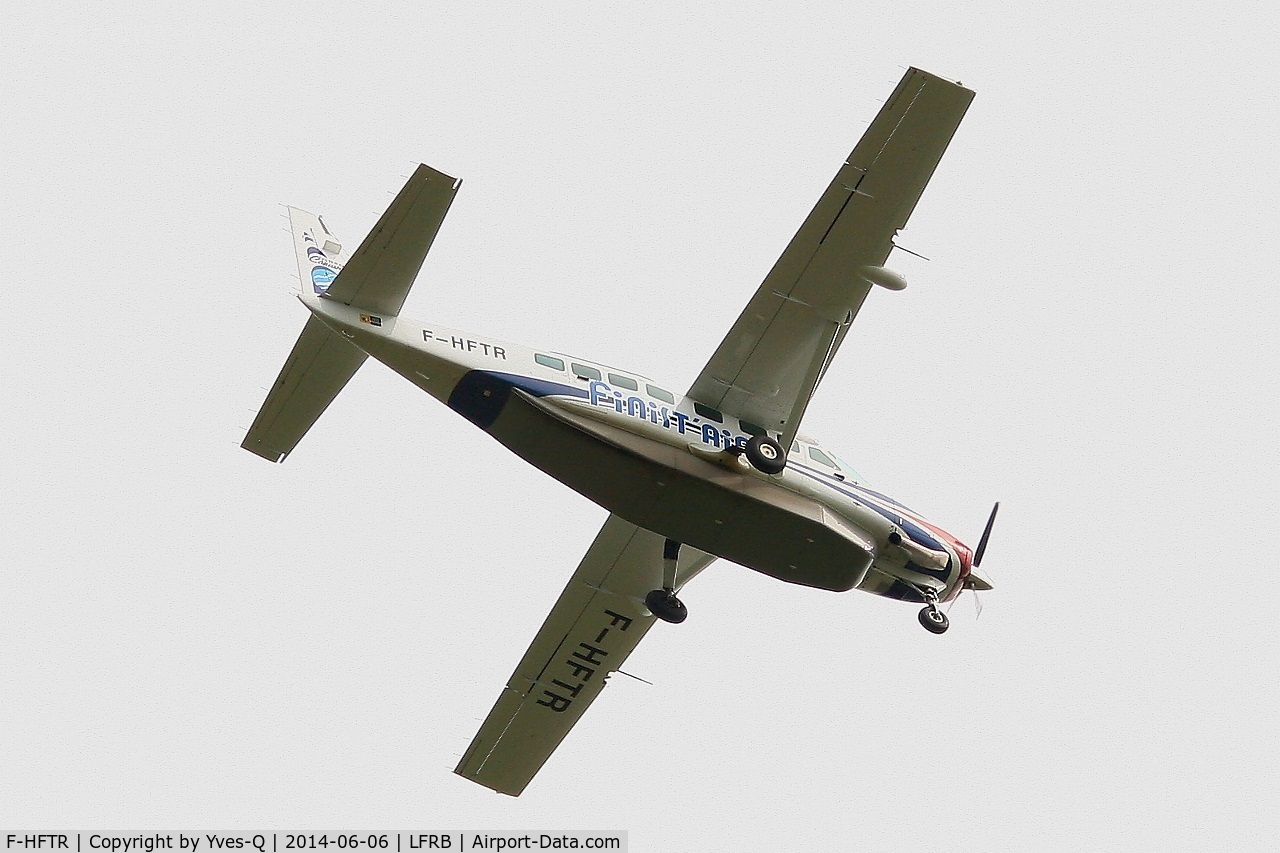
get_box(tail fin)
[243,164,459,463]
[288,207,348,296]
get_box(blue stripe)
[447,371,587,429]
[486,372,588,400]
[788,462,946,554]
[846,482,920,516]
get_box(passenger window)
[535,353,565,371]
[809,447,838,468]
[646,384,675,404]
[571,363,601,381]
[693,402,723,423]
[608,373,638,391]
[740,420,767,437]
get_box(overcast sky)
[4,3,1278,850]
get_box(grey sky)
[4,3,1277,850]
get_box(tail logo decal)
[301,229,341,294]
[311,266,337,292]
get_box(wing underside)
[687,67,974,443]
[455,515,714,796]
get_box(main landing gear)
[742,435,787,475]
[645,538,688,624]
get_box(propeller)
[962,501,998,618]
[974,501,999,567]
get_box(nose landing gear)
[916,587,949,634]
[918,605,949,634]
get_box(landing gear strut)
[645,538,687,624]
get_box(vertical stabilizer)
[288,207,348,296]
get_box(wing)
[322,163,461,317]
[455,514,715,796]
[687,68,974,445]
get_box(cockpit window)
[832,453,866,484]
[808,446,838,468]
[571,363,601,381]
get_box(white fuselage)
[304,293,971,604]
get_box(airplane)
[242,67,995,796]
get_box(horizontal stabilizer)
[322,163,460,316]
[241,314,367,462]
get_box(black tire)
[918,605,949,634]
[745,435,787,474]
[645,589,688,624]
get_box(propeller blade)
[974,501,999,567]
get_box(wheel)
[645,589,688,624]
[744,435,787,474]
[918,605,949,634]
